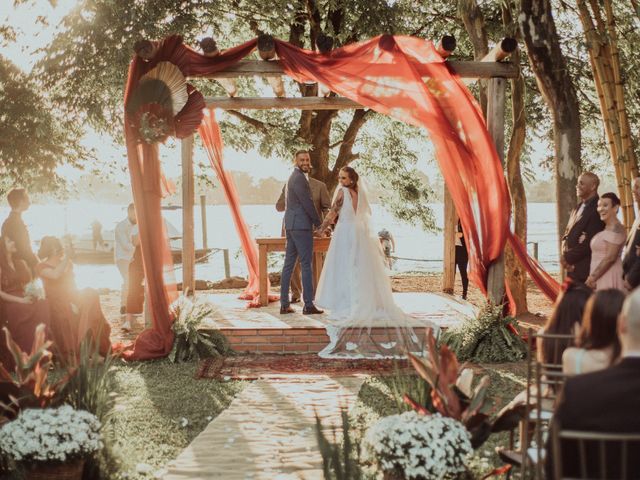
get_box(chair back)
[551,428,640,479]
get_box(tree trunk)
[519,0,582,273]
[576,0,638,229]
[457,0,490,115]
[503,2,529,314]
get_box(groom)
[280,150,324,315]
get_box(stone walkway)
[163,375,366,480]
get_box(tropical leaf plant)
[169,294,230,363]
[405,328,492,448]
[440,303,527,363]
[0,325,74,424]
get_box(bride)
[315,166,432,358]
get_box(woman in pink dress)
[585,192,626,291]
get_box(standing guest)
[561,172,605,282]
[454,219,468,300]
[378,228,396,270]
[1,188,38,274]
[585,192,626,291]
[114,204,137,316]
[276,151,329,305]
[538,281,592,365]
[562,289,623,375]
[123,225,144,332]
[35,236,111,361]
[91,220,106,251]
[548,288,640,479]
[623,177,640,291]
[0,235,50,368]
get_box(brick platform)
[200,292,475,355]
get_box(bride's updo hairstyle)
[340,166,359,192]
[38,236,64,260]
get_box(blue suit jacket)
[283,169,321,231]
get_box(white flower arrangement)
[0,406,102,463]
[23,280,45,302]
[362,411,472,480]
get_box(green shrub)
[440,303,527,363]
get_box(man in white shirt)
[114,204,137,316]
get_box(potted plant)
[362,411,473,480]
[0,405,102,480]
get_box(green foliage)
[315,409,363,480]
[0,55,91,194]
[441,303,527,364]
[169,295,230,363]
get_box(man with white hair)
[548,288,640,477]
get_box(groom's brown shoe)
[280,306,295,314]
[303,305,324,315]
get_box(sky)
[3,0,552,188]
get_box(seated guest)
[585,192,626,291]
[1,188,38,274]
[538,281,592,365]
[0,235,50,369]
[563,289,623,375]
[35,236,111,360]
[548,288,640,478]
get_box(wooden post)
[486,77,507,305]
[223,249,230,279]
[200,194,208,250]
[181,135,195,295]
[442,186,456,294]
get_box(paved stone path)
[163,375,365,480]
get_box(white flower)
[456,368,474,398]
[23,280,45,302]
[0,407,101,464]
[362,412,472,480]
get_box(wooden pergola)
[179,35,518,304]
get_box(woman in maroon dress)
[35,236,111,361]
[0,235,50,369]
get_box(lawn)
[101,359,247,480]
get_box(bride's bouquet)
[23,280,45,302]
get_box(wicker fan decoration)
[126,61,191,144]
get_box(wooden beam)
[442,186,456,294]
[436,35,457,58]
[481,37,517,63]
[199,59,519,80]
[205,96,362,110]
[181,135,195,295]
[266,76,285,97]
[486,77,507,305]
[257,34,276,60]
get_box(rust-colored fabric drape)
[123,34,559,360]
[198,109,277,306]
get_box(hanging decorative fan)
[126,61,190,144]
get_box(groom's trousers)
[281,229,314,308]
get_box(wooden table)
[257,236,331,306]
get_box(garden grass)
[103,359,247,479]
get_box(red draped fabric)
[198,109,277,306]
[123,34,559,360]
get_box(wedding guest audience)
[114,203,137,316]
[454,219,468,300]
[1,188,38,273]
[623,177,640,291]
[561,172,605,283]
[36,236,111,361]
[0,235,50,369]
[538,281,592,365]
[548,288,640,478]
[585,192,626,291]
[276,159,330,303]
[123,225,144,331]
[562,289,623,375]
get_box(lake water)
[0,202,560,290]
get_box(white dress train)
[315,185,434,358]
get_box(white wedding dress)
[315,183,433,358]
